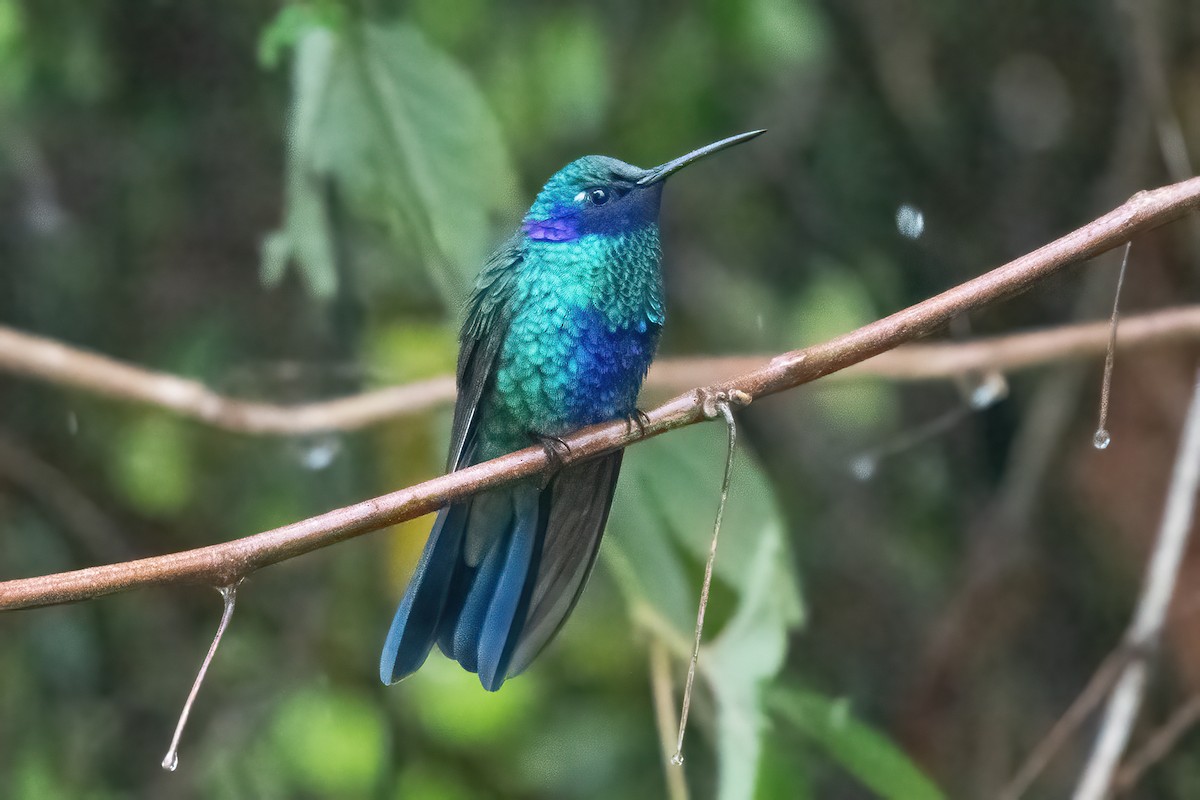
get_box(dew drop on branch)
[1093,241,1132,451]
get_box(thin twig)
[1073,364,1200,800]
[1094,241,1132,449]
[998,645,1136,800]
[1,179,1199,611]
[850,402,975,481]
[649,639,691,800]
[672,397,738,766]
[161,583,240,772]
[1113,694,1200,794]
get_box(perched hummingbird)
[381,130,765,691]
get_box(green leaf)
[791,267,896,430]
[604,424,803,800]
[771,688,945,800]
[365,319,457,384]
[111,413,194,516]
[705,519,803,800]
[529,14,610,137]
[11,748,65,800]
[755,732,814,800]
[403,655,541,747]
[261,23,340,298]
[355,22,517,293]
[0,0,30,103]
[258,3,346,69]
[263,19,517,304]
[393,766,476,800]
[271,687,388,797]
[738,0,827,69]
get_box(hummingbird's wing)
[505,449,624,677]
[380,238,526,687]
[447,236,523,470]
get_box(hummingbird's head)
[521,130,765,243]
[522,156,661,243]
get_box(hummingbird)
[380,130,765,691]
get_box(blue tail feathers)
[380,453,623,692]
[379,485,542,691]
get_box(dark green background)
[2,1,1199,798]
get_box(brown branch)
[0,324,458,435]
[702,304,1200,383]
[1113,694,1200,794]
[6,308,1200,436]
[2,177,1199,611]
[998,645,1136,800]
[1074,363,1200,800]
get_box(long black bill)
[636,129,766,186]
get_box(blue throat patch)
[522,216,579,242]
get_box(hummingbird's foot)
[532,433,572,487]
[624,409,651,438]
[697,388,753,419]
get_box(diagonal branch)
[2,177,1200,612]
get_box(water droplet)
[162,751,179,772]
[850,456,877,481]
[895,204,925,240]
[968,372,1009,410]
[24,195,68,236]
[66,411,79,435]
[755,313,765,331]
[1093,242,1129,458]
[293,435,342,471]
[670,752,685,766]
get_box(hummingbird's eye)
[587,187,610,206]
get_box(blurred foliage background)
[2,0,1200,798]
